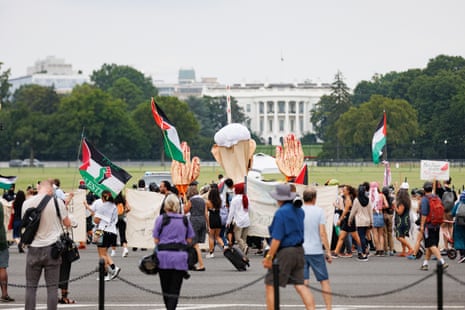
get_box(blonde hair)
[164,194,180,213]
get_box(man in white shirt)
[302,187,332,310]
[22,179,71,310]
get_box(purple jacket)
[153,213,195,270]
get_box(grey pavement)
[3,244,465,309]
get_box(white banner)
[247,177,338,241]
[125,189,164,249]
[67,190,88,242]
[420,160,450,181]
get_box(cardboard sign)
[420,160,450,181]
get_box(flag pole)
[71,127,85,192]
[226,85,232,124]
[382,111,387,162]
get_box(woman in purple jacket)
[153,194,195,310]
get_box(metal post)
[99,259,105,310]
[437,261,443,310]
[272,258,280,310]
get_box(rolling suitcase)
[223,246,250,271]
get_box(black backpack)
[20,195,52,245]
[442,191,455,212]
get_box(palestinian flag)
[151,98,185,163]
[372,112,387,164]
[79,138,132,198]
[294,164,308,185]
[0,175,17,190]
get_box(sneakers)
[122,248,129,258]
[357,253,368,262]
[420,264,429,271]
[341,253,353,258]
[109,266,121,280]
[407,254,417,260]
[441,262,449,270]
[110,250,116,257]
[206,253,215,259]
[458,256,465,264]
[0,295,15,302]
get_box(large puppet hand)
[275,134,304,178]
[171,142,200,185]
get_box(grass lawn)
[2,162,464,193]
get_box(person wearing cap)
[262,183,315,310]
[419,181,448,270]
[394,183,414,257]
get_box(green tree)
[186,95,247,138]
[8,85,60,160]
[90,64,158,110]
[311,71,352,159]
[48,84,148,160]
[424,54,465,76]
[336,95,421,160]
[108,77,145,110]
[0,62,11,106]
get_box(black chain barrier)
[444,272,465,286]
[117,274,266,300]
[5,268,98,289]
[304,272,436,298]
[4,265,462,300]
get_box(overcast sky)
[2,0,465,88]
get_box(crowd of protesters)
[2,174,465,309]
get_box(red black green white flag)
[151,98,185,163]
[294,165,308,185]
[0,175,17,190]
[79,138,132,197]
[372,112,387,164]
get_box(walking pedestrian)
[154,194,195,309]
[262,183,315,310]
[419,181,448,271]
[22,179,71,310]
[93,190,121,281]
[302,187,332,310]
[0,199,14,302]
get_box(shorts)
[192,221,206,244]
[395,218,410,238]
[373,213,385,228]
[304,254,328,282]
[265,246,305,287]
[97,231,117,248]
[424,226,440,248]
[0,248,9,268]
[340,217,356,233]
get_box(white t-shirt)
[22,194,68,247]
[227,194,250,228]
[303,203,326,255]
[94,201,118,234]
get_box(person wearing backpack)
[22,179,71,310]
[419,181,448,271]
[451,190,465,263]
[441,178,457,253]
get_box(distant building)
[154,68,220,99]
[203,82,331,145]
[9,56,89,95]
[154,67,332,145]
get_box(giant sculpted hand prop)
[275,134,304,179]
[171,142,200,186]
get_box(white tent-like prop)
[251,153,280,174]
